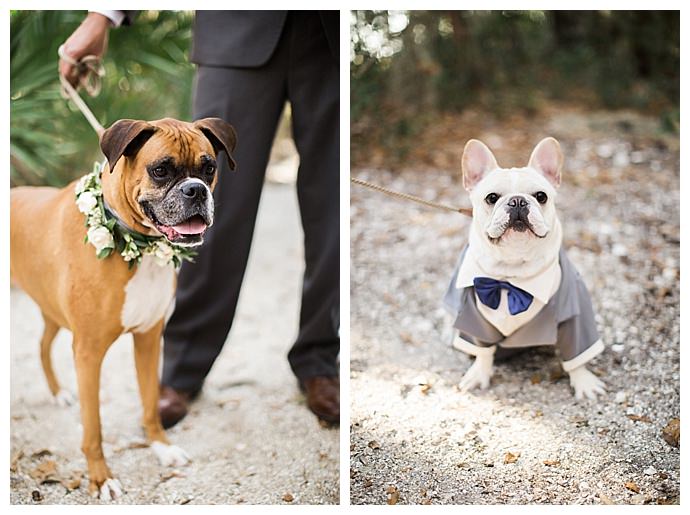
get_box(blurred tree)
[351,10,679,160]
[10,10,194,186]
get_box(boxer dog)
[444,138,606,400]
[10,117,236,499]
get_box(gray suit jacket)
[191,11,339,68]
[443,246,601,364]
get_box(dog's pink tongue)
[172,217,207,235]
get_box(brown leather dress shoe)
[158,386,194,429]
[301,376,339,425]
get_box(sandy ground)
[350,109,680,505]
[10,179,339,505]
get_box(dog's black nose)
[180,182,207,200]
[507,196,528,208]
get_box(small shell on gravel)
[661,418,680,447]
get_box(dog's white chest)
[121,255,176,333]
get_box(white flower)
[121,241,140,262]
[122,248,139,261]
[74,175,89,196]
[87,226,114,253]
[87,210,104,228]
[151,240,175,266]
[76,191,98,214]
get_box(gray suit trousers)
[162,13,340,392]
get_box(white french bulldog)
[452,137,606,400]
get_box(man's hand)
[59,12,111,87]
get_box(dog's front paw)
[89,477,123,501]
[459,357,494,392]
[568,365,606,400]
[151,441,190,467]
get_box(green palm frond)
[10,10,194,187]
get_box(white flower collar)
[75,162,196,269]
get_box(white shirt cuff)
[89,10,126,27]
[452,335,496,357]
[561,339,605,372]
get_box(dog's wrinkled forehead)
[100,117,237,173]
[144,122,213,167]
[462,137,563,194]
[473,167,556,199]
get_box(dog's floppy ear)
[462,139,499,192]
[528,137,563,188]
[100,119,157,173]
[194,117,237,170]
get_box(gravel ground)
[350,109,679,505]
[10,181,339,505]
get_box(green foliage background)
[351,10,680,156]
[10,10,194,187]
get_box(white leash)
[57,45,106,138]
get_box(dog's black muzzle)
[506,196,531,232]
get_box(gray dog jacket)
[443,246,603,371]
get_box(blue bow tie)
[473,277,534,315]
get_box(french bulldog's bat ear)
[528,137,563,188]
[462,139,499,191]
[194,118,238,170]
[100,119,157,173]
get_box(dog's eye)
[150,166,168,180]
[485,193,500,205]
[203,163,216,176]
[534,191,548,204]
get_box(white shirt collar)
[455,245,560,304]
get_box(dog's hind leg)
[39,313,74,406]
[39,314,60,394]
[40,313,76,407]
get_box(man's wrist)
[88,10,126,28]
